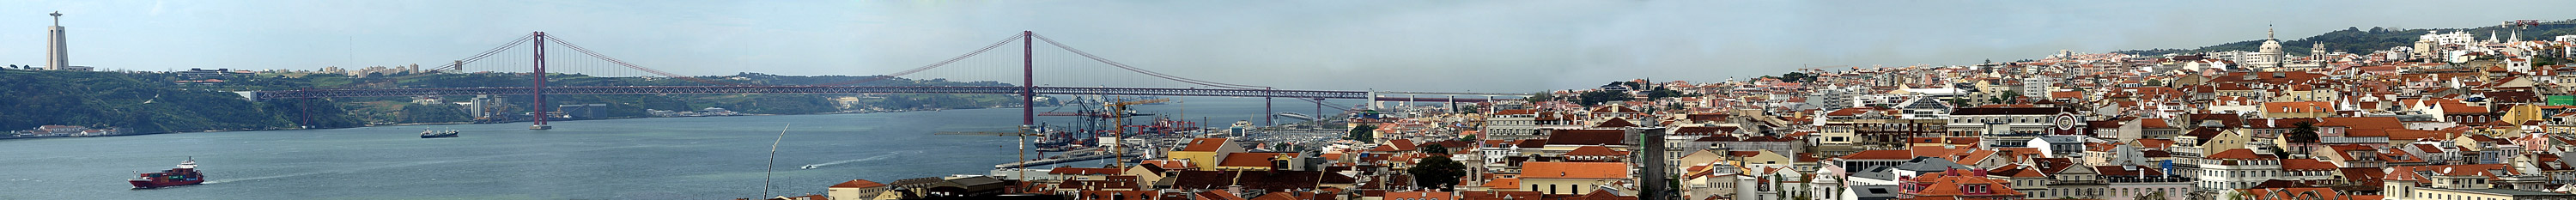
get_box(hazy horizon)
[4,0,2573,92]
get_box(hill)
[0,70,358,133]
[2113,19,2576,56]
[1,70,1042,134]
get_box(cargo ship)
[421,130,459,138]
[128,158,205,189]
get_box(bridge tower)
[530,32,552,130]
[1023,31,1035,127]
[1314,98,1324,127]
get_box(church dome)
[2259,39,2283,55]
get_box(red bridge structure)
[244,31,1519,130]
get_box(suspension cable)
[811,33,1028,87]
[313,33,538,89]
[1031,33,1269,90]
[544,36,751,86]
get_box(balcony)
[2102,176,2195,183]
[2050,179,2104,185]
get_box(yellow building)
[825,179,890,200]
[1120,165,1166,189]
[1212,152,1296,171]
[1165,138,1242,171]
[2261,101,2333,118]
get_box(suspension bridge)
[242,31,1521,129]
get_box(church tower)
[2311,42,2327,64]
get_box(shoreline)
[1,106,1035,142]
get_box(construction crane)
[1100,98,1169,168]
[933,124,1041,180]
[2503,20,2576,43]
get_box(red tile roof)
[1140,160,1197,170]
[1901,169,2026,197]
[1479,178,1522,190]
[1181,138,1230,152]
[1595,118,1638,128]
[2319,117,2404,130]
[1522,162,1630,179]
[829,179,887,188]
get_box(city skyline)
[3,0,2573,92]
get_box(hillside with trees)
[2114,20,2576,56]
[1,70,1046,134]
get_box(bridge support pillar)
[530,32,551,130]
[1022,31,1035,127]
[1264,96,1273,127]
[1366,90,1378,111]
[1313,98,1323,127]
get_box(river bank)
[0,107,982,142]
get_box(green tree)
[1770,72,1817,82]
[1419,143,1449,155]
[1527,92,1556,102]
[1406,155,1467,191]
[396,103,472,124]
[1772,173,1788,200]
[1347,124,1376,142]
[1576,90,1635,106]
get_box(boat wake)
[207,154,512,185]
[799,151,912,169]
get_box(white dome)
[2259,39,2283,54]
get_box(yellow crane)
[1100,98,1169,168]
[933,125,1040,180]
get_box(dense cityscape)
[724,23,2576,200]
[16,2,2576,200]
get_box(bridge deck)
[246,86,1515,102]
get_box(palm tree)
[2288,122,2319,158]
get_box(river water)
[0,97,1378,199]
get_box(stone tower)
[46,11,69,70]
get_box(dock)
[994,151,1139,168]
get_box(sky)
[3,0,2573,93]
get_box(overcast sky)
[4,0,2573,92]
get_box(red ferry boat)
[128,157,204,189]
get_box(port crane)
[933,125,1041,179]
[1101,98,1169,168]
